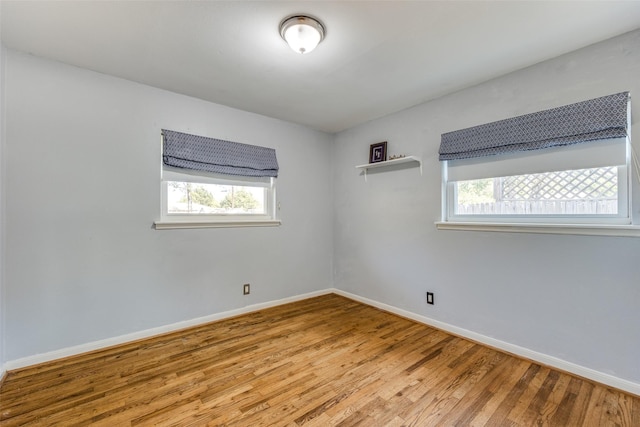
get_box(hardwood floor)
[1,294,638,426]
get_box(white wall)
[333,30,640,387]
[0,1,6,375]
[3,49,334,361]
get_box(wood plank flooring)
[1,293,639,426]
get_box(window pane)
[167,181,266,215]
[455,167,618,216]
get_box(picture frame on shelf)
[369,141,387,163]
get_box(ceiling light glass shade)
[279,15,325,54]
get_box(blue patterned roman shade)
[162,129,279,178]
[439,92,630,161]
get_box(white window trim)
[438,137,639,237]
[444,165,630,225]
[155,166,280,230]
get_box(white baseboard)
[333,289,640,397]
[4,289,333,372]
[5,287,639,397]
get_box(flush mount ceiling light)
[279,15,325,54]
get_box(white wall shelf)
[355,156,422,181]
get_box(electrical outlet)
[426,292,434,305]
[243,284,250,295]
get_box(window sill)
[154,219,281,230]
[435,221,640,237]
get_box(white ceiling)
[2,1,640,133]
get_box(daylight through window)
[454,167,620,216]
[167,182,267,216]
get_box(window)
[162,167,276,221]
[439,92,632,229]
[454,167,621,217]
[444,137,630,224]
[167,182,268,216]
[156,130,280,229]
